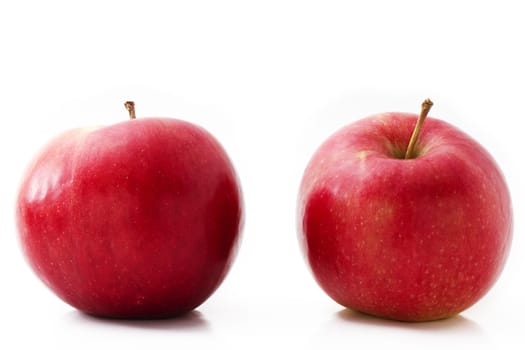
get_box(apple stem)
[404,98,433,159]
[124,101,136,120]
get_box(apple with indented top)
[297,99,512,321]
[16,102,243,319]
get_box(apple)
[297,99,512,321]
[16,102,243,319]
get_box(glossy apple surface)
[17,117,243,319]
[298,112,512,321]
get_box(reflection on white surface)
[306,308,489,350]
[335,308,484,333]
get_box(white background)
[1,0,524,348]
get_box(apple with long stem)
[16,102,244,319]
[297,99,512,321]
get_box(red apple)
[16,102,243,319]
[297,100,512,321]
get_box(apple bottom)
[64,255,231,320]
[45,228,237,320]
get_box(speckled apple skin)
[17,117,243,319]
[298,113,512,321]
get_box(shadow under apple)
[336,308,483,333]
[66,309,211,332]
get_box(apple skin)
[16,117,243,319]
[298,113,512,321]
